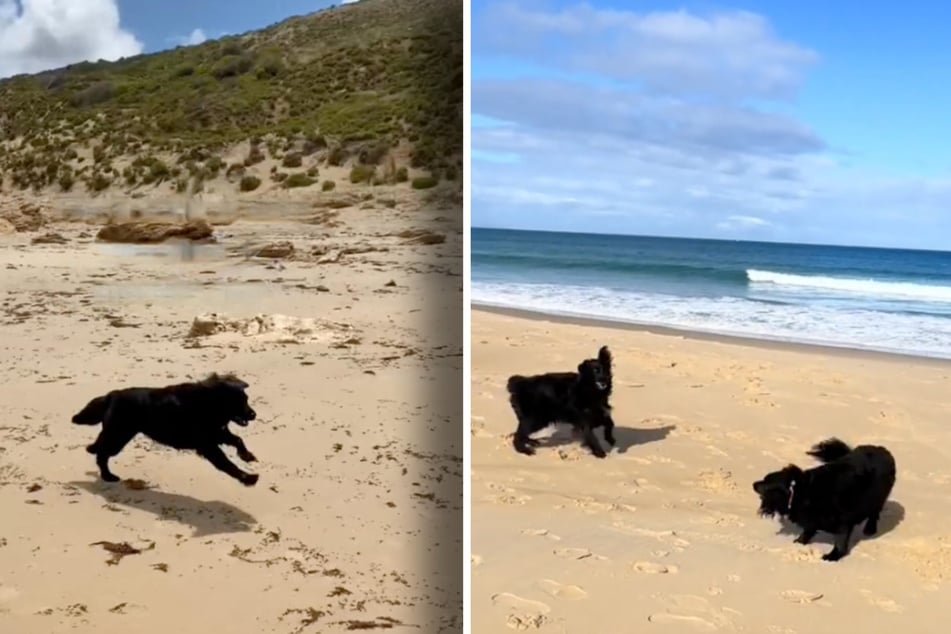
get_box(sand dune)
[471,307,951,634]
[0,195,462,633]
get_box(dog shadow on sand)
[70,475,258,537]
[534,423,676,454]
[775,499,906,545]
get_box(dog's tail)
[71,395,111,426]
[598,345,612,374]
[806,437,852,463]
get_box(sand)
[471,307,951,634]
[0,191,463,633]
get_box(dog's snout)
[753,481,763,494]
[246,407,257,420]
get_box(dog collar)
[787,480,796,509]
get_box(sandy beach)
[0,192,463,633]
[471,306,951,633]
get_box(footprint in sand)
[633,561,679,574]
[506,613,549,630]
[647,595,739,631]
[491,592,551,616]
[521,528,561,541]
[860,590,903,613]
[780,590,823,604]
[709,513,745,528]
[610,523,692,549]
[488,493,532,505]
[485,483,532,505]
[687,469,738,495]
[647,613,718,631]
[0,585,19,603]
[553,547,608,562]
[471,554,484,567]
[537,579,588,600]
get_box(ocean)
[471,227,951,360]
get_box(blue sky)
[116,0,347,52]
[472,0,951,249]
[0,0,354,78]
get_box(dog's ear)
[224,376,249,390]
[577,361,595,380]
[598,346,612,372]
[781,464,803,482]
[753,480,766,494]
[209,372,249,390]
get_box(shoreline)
[473,302,951,367]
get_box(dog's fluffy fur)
[506,345,616,458]
[72,373,260,486]
[753,437,896,561]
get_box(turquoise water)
[472,228,951,359]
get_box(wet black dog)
[506,345,615,458]
[753,437,896,562]
[72,373,260,486]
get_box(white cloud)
[177,28,207,47]
[716,215,770,231]
[0,0,142,78]
[478,4,818,101]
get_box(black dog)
[506,345,615,458]
[753,437,896,562]
[72,373,260,486]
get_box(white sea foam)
[747,269,951,303]
[472,281,951,360]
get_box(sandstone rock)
[96,220,214,244]
[252,241,295,259]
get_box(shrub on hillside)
[212,54,255,79]
[58,173,74,192]
[322,180,335,191]
[411,175,438,190]
[327,145,348,166]
[239,175,261,192]
[284,173,316,188]
[349,164,375,184]
[69,81,115,108]
[244,146,265,166]
[86,172,112,192]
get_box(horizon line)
[471,225,951,255]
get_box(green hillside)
[0,0,462,195]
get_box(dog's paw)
[101,473,120,483]
[592,450,608,459]
[514,444,536,456]
[863,523,878,536]
[794,531,815,545]
[239,451,258,463]
[241,473,260,487]
[821,550,843,562]
[605,436,617,447]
